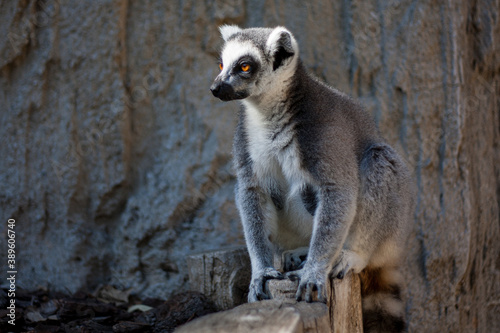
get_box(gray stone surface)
[0,1,499,332]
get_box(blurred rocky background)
[0,0,498,332]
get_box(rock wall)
[0,0,498,332]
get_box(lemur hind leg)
[331,143,412,280]
[331,249,368,279]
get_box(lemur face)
[210,39,264,101]
[210,26,298,102]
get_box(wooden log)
[176,299,329,333]
[184,247,363,332]
[186,246,251,311]
[266,278,299,300]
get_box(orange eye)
[219,63,223,71]
[241,64,250,72]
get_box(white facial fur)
[219,40,262,79]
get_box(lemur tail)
[359,266,406,333]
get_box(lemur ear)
[219,25,242,41]
[266,27,298,71]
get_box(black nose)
[210,82,234,100]
[210,83,221,97]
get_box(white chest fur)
[244,102,304,184]
[244,103,315,249]
[243,102,315,249]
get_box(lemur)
[210,25,414,333]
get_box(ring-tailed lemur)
[210,25,414,333]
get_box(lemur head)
[210,25,299,102]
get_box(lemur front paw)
[248,267,284,302]
[330,250,366,279]
[286,266,327,303]
[283,247,309,272]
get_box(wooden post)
[329,272,363,333]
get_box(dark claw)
[251,279,269,301]
[295,283,305,301]
[318,284,327,304]
[250,268,285,302]
[257,291,270,300]
[306,282,316,303]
